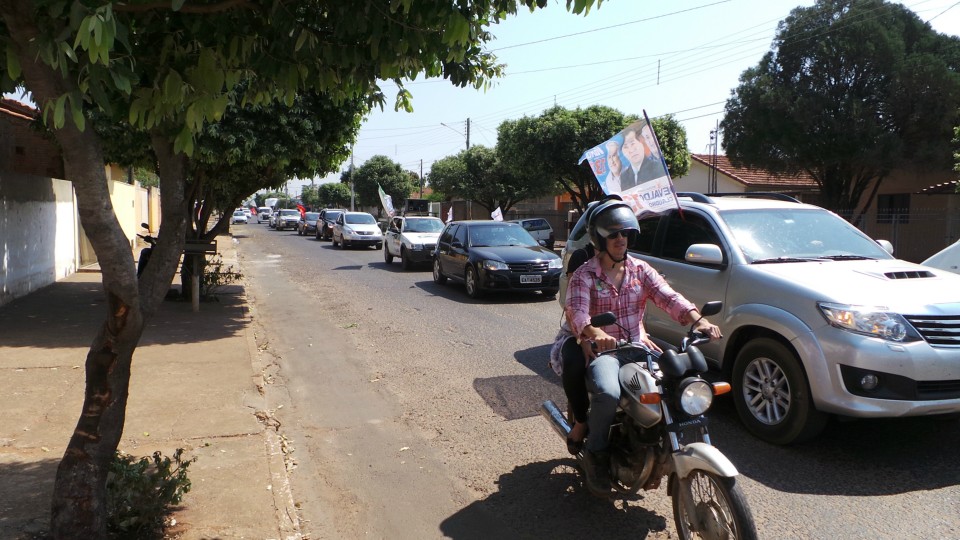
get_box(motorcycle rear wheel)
[671,470,757,540]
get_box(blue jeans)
[585,354,621,453]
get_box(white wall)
[673,160,744,194]
[0,173,77,305]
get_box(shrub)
[200,254,243,298]
[106,448,195,538]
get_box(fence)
[849,207,960,263]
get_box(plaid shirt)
[565,255,695,342]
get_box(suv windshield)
[404,218,444,233]
[345,213,377,225]
[279,209,299,216]
[469,224,537,247]
[305,212,320,220]
[721,208,893,263]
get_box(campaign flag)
[250,206,258,215]
[264,197,279,209]
[378,184,396,217]
[491,207,503,221]
[577,111,679,216]
[296,203,306,219]
[446,206,454,223]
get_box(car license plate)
[520,275,542,284]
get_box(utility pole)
[419,159,424,198]
[350,149,355,211]
[466,118,470,149]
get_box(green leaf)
[172,0,186,11]
[71,101,85,131]
[6,47,21,79]
[53,95,66,128]
[163,70,183,102]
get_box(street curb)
[235,236,303,540]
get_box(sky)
[287,0,959,195]
[4,0,958,197]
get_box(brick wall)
[0,99,65,179]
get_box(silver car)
[569,193,960,444]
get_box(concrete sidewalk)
[0,237,299,539]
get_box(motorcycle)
[540,301,757,540]
[136,222,157,277]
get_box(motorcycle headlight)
[483,259,508,271]
[817,302,921,343]
[548,258,563,269]
[678,378,713,416]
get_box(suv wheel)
[400,247,412,270]
[732,338,827,445]
[465,266,483,299]
[384,245,394,264]
[433,258,447,284]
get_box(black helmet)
[587,198,639,251]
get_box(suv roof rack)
[676,192,800,204]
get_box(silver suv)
[569,193,960,444]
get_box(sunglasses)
[605,230,632,240]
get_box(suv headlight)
[548,258,563,269]
[678,378,713,416]
[817,302,922,343]
[483,259,508,271]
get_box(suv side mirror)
[876,239,894,255]
[451,240,463,249]
[685,244,723,265]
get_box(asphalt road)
[233,222,960,540]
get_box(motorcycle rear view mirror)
[700,301,722,317]
[590,312,617,327]
[140,222,149,229]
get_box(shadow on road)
[0,457,59,538]
[439,459,669,539]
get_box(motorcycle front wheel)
[671,470,757,540]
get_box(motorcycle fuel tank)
[619,362,662,428]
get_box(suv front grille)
[508,262,549,272]
[904,315,960,347]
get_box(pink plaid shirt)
[565,255,695,342]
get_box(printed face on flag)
[578,115,676,216]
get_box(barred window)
[877,194,910,224]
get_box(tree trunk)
[0,6,190,536]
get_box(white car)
[257,207,272,223]
[332,211,383,249]
[383,215,445,269]
[230,210,248,224]
[922,240,960,274]
[274,209,301,231]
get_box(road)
[232,222,960,539]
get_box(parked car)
[298,212,321,236]
[922,239,960,274]
[432,220,562,299]
[332,211,383,249]
[230,210,248,224]
[566,192,960,445]
[257,207,272,224]
[510,217,555,250]
[383,215,445,269]
[274,209,301,231]
[316,209,345,240]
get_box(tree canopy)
[352,155,416,216]
[427,144,552,212]
[721,0,960,216]
[496,105,690,213]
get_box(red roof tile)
[691,154,819,189]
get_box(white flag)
[491,207,503,221]
[446,206,454,223]
[377,184,396,217]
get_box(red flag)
[296,203,306,219]
[250,206,258,215]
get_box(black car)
[432,220,562,298]
[298,212,321,236]
[315,208,345,240]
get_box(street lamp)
[440,120,470,150]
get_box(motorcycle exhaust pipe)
[540,400,571,440]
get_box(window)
[453,224,469,246]
[877,194,910,224]
[661,212,722,262]
[629,216,661,254]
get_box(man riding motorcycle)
[549,197,722,497]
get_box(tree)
[427,145,551,212]
[497,105,689,213]
[0,0,599,535]
[721,0,960,218]
[317,182,352,208]
[352,155,415,216]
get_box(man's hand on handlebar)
[580,327,616,363]
[693,318,722,340]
